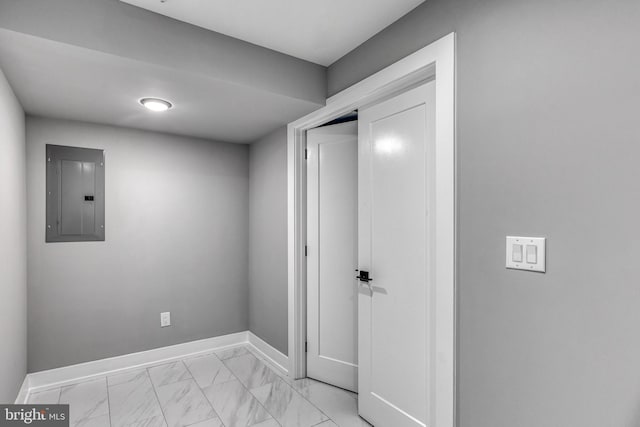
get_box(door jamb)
[287,32,456,427]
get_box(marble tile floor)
[27,345,371,427]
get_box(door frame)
[287,32,456,427]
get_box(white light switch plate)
[160,312,171,327]
[506,236,546,273]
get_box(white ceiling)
[0,30,321,143]
[120,0,426,66]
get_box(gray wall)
[0,68,26,401]
[329,1,640,426]
[27,117,249,372]
[248,127,288,355]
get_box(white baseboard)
[14,375,30,404]
[19,330,290,403]
[247,332,289,376]
[27,331,249,393]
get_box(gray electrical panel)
[46,145,105,242]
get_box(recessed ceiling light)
[140,98,172,112]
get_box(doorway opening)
[288,32,456,427]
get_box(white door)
[358,81,436,426]
[306,121,359,392]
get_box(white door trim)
[287,32,456,427]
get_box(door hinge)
[305,342,308,353]
[305,245,308,256]
[305,149,308,159]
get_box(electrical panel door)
[46,145,105,242]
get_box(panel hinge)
[305,149,308,159]
[305,341,308,353]
[305,245,308,257]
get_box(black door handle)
[356,270,372,283]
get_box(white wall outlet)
[506,236,546,273]
[160,311,171,327]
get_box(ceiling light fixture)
[140,98,172,112]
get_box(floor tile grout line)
[302,376,358,400]
[181,357,226,427]
[244,350,319,405]
[246,348,297,391]
[297,377,363,419]
[242,350,335,427]
[244,351,343,427]
[214,346,283,427]
[183,352,238,388]
[104,377,113,427]
[59,376,112,427]
[146,366,172,427]
[243,346,339,426]
[218,350,282,426]
[294,380,370,427]
[263,377,333,426]
[184,356,230,427]
[148,360,194,388]
[106,370,159,427]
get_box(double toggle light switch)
[506,236,546,273]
